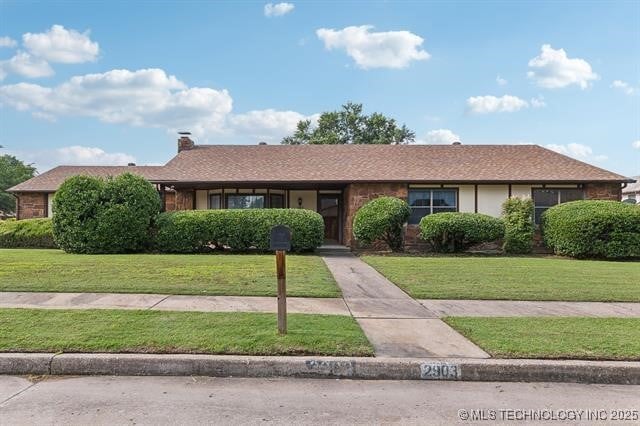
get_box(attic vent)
[258,141,268,145]
[452,141,462,146]
[127,162,136,166]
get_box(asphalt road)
[1,376,638,425]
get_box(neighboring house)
[8,136,635,249]
[622,176,640,204]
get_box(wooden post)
[276,249,287,334]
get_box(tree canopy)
[0,152,37,214]
[281,102,415,145]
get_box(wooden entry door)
[318,194,340,243]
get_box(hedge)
[501,197,535,254]
[419,212,505,253]
[0,218,56,248]
[154,209,324,253]
[353,197,410,251]
[542,200,640,259]
[53,173,161,254]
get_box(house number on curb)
[270,225,291,335]
[420,362,462,380]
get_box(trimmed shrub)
[542,200,640,259]
[154,209,324,253]
[0,218,56,248]
[419,212,505,253]
[501,197,535,254]
[53,173,161,253]
[353,197,411,251]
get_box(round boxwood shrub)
[53,173,161,253]
[154,209,324,253]
[542,200,640,259]
[0,218,56,248]
[419,212,505,253]
[352,197,410,252]
[501,197,535,254]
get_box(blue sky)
[0,1,638,176]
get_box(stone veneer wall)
[584,182,622,201]
[343,182,408,248]
[15,192,47,220]
[175,190,195,211]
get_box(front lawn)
[445,317,640,360]
[0,308,373,356]
[362,256,640,302]
[0,249,339,297]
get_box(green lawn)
[0,249,339,297]
[0,308,373,356]
[445,317,640,360]
[362,256,640,302]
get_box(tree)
[0,152,37,214]
[282,102,415,145]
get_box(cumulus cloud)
[0,52,54,80]
[316,25,430,69]
[416,129,461,145]
[545,143,607,162]
[633,140,640,150]
[527,44,598,89]
[611,80,636,95]
[530,95,546,108]
[496,75,507,86]
[12,145,136,171]
[228,109,318,141]
[0,36,17,48]
[466,95,529,114]
[264,2,295,17]
[22,25,99,63]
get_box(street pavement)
[1,375,638,425]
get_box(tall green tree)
[0,150,37,214]
[282,102,415,145]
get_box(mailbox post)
[270,225,291,335]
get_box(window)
[269,194,284,208]
[532,188,583,223]
[226,194,265,209]
[209,194,221,209]
[408,189,457,224]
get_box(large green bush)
[0,218,56,248]
[353,197,410,251]
[501,197,535,254]
[542,200,640,259]
[53,173,161,253]
[419,212,505,253]
[154,209,324,253]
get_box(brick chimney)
[178,132,194,152]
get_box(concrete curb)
[1,353,639,384]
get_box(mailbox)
[270,225,291,251]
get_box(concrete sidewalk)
[0,292,350,316]
[322,254,489,359]
[420,299,640,317]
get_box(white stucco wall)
[289,190,317,211]
[47,193,54,218]
[477,185,509,217]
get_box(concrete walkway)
[0,292,350,316]
[321,254,489,359]
[420,299,640,317]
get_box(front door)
[318,194,340,244]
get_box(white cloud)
[545,143,607,162]
[633,140,640,150]
[611,80,636,95]
[466,95,529,114]
[264,2,295,17]
[316,25,430,69]
[527,44,598,89]
[0,52,54,80]
[13,145,136,171]
[22,24,99,64]
[496,75,507,86]
[0,36,17,48]
[416,129,461,145]
[228,109,319,141]
[530,95,546,108]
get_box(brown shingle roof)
[9,144,633,192]
[8,166,171,192]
